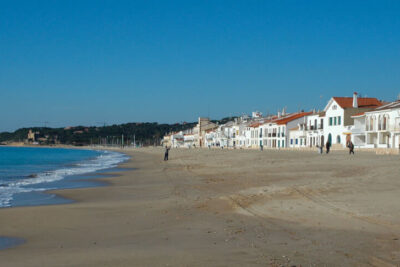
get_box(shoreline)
[0,146,130,209]
[0,147,130,251]
[1,147,400,266]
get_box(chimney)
[353,92,358,108]
[277,111,281,118]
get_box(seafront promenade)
[1,147,400,266]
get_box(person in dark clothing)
[164,146,170,161]
[348,141,355,155]
[326,141,331,154]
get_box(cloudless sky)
[1,0,399,131]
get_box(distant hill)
[0,122,197,146]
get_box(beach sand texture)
[1,147,400,266]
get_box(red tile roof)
[275,112,313,125]
[332,97,382,109]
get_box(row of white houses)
[164,93,400,150]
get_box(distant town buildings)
[163,92,400,152]
[27,129,36,142]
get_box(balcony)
[365,123,400,132]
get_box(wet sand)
[1,147,400,266]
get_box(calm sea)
[0,146,128,208]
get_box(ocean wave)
[0,150,129,207]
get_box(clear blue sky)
[1,1,399,132]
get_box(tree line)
[0,122,197,146]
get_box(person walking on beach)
[164,146,170,161]
[348,141,355,155]
[326,141,331,154]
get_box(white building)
[288,125,307,148]
[183,133,196,148]
[323,92,382,147]
[170,131,184,148]
[305,112,325,148]
[350,112,367,148]
[262,112,312,148]
[358,100,400,148]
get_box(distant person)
[260,144,263,151]
[348,141,355,155]
[326,141,331,154]
[164,146,170,161]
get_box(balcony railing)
[365,124,400,132]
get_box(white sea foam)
[0,150,129,207]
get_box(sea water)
[0,146,128,208]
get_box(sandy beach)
[1,147,400,266]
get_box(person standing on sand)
[164,146,170,161]
[326,141,331,154]
[348,141,355,155]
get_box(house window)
[282,140,284,147]
[383,115,388,130]
[334,117,337,125]
[371,117,375,131]
[338,116,341,125]
[296,139,298,145]
[329,117,333,126]
[290,139,293,145]
[278,140,280,147]
[337,135,341,144]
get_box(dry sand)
[1,147,400,266]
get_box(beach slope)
[1,148,400,266]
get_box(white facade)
[184,134,196,148]
[261,113,311,148]
[363,101,400,148]
[350,114,367,147]
[288,126,307,148]
[170,132,184,148]
[305,113,325,148]
[323,99,347,146]
[323,94,382,148]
